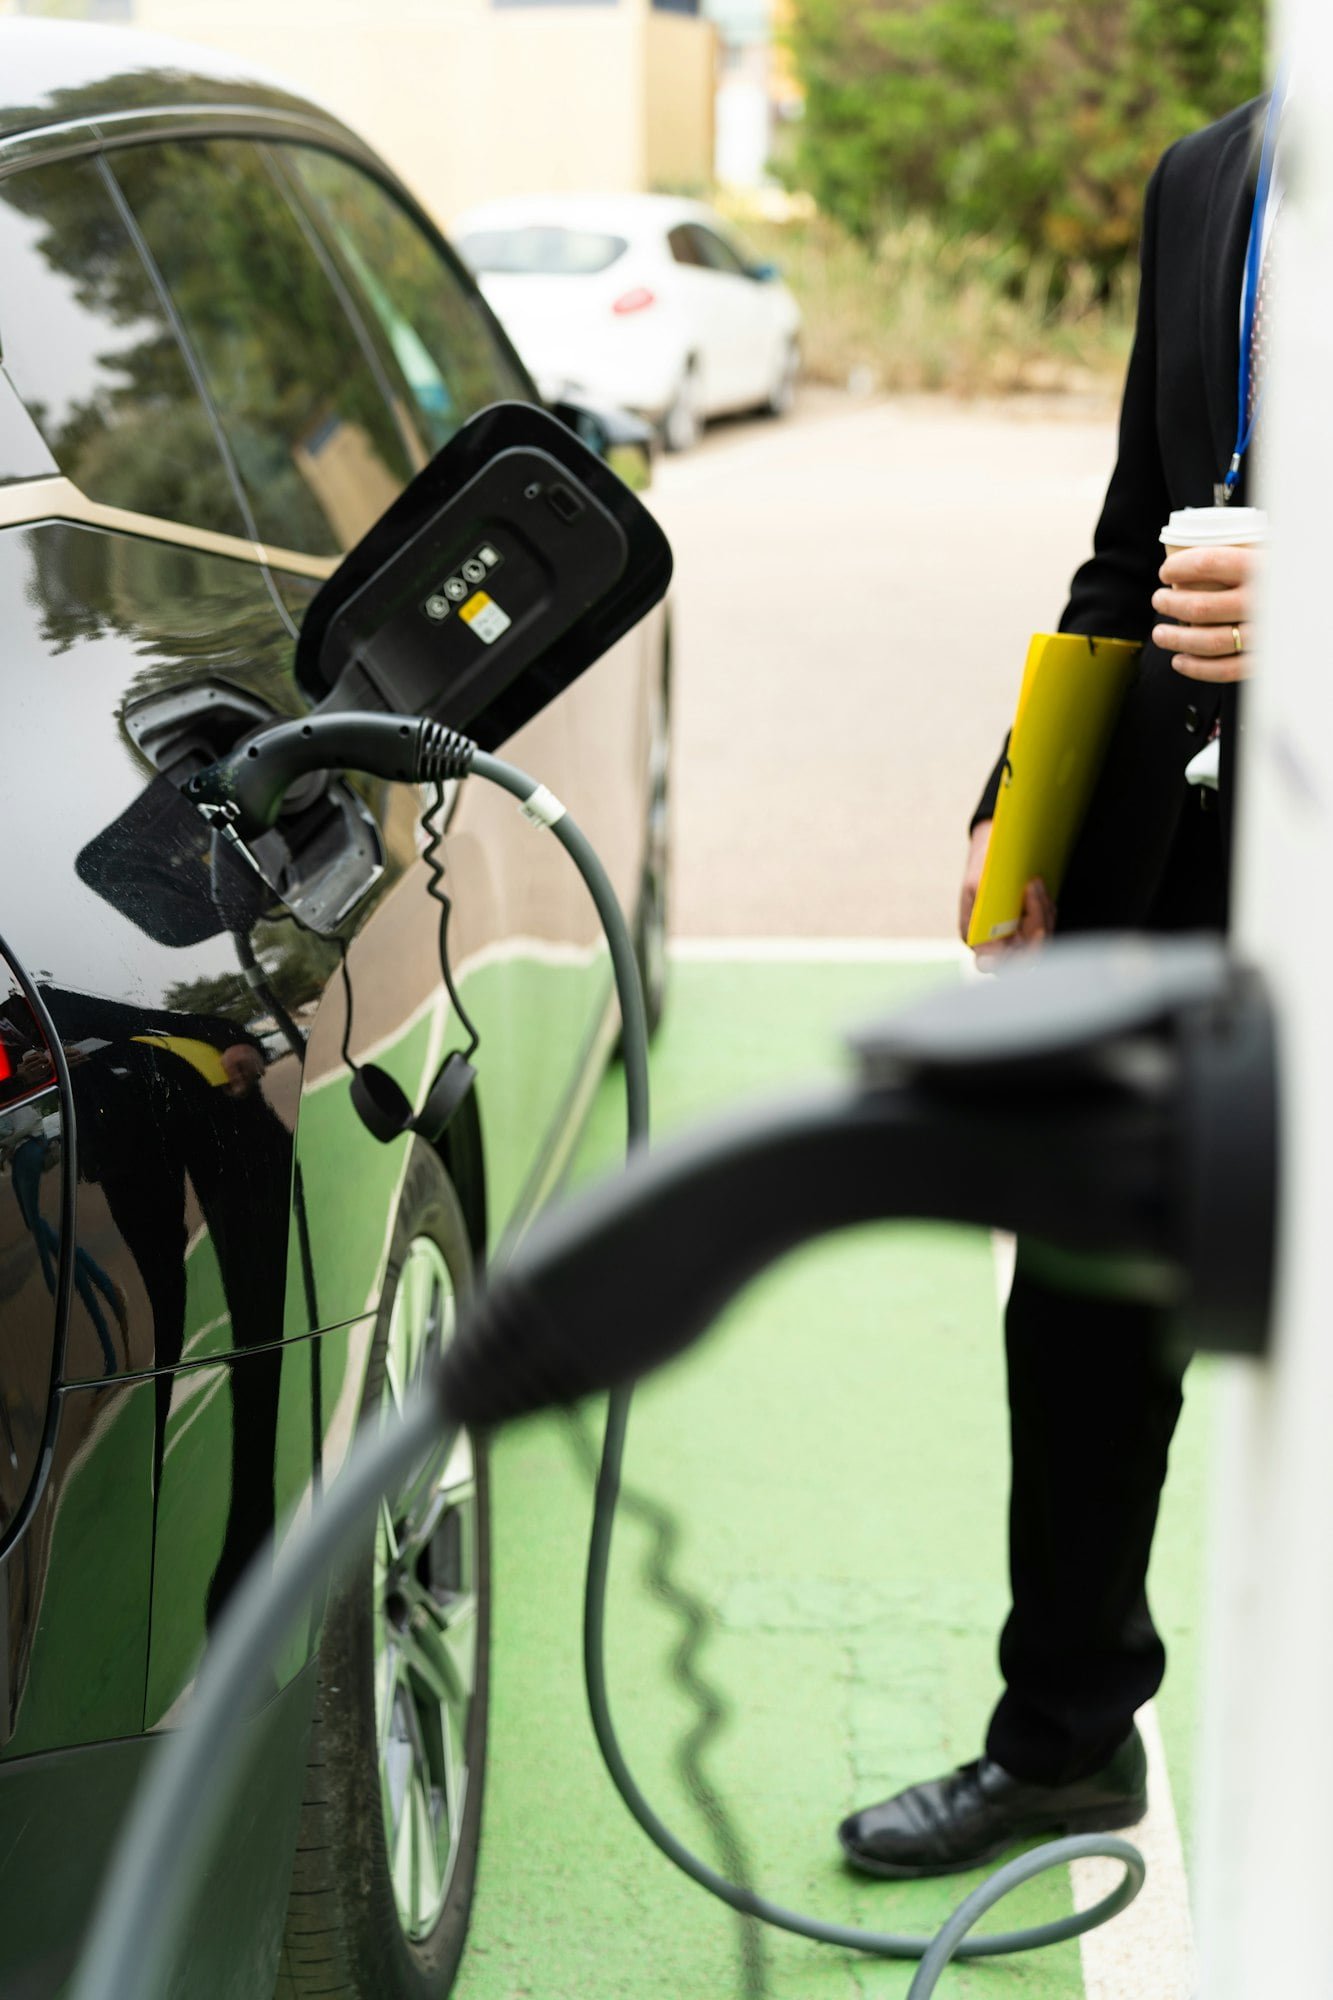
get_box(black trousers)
[984,1264,1187,1785]
[984,788,1224,1786]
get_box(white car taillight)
[612,287,656,315]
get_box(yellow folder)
[967,632,1141,947]
[132,1032,231,1089]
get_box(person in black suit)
[839,94,1273,1876]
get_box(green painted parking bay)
[457,952,1211,2000]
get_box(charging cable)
[71,719,1147,2000]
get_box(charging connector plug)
[187,714,479,839]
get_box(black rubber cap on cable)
[350,1063,415,1144]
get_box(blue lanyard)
[1222,79,1286,502]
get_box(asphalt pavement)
[651,389,1120,941]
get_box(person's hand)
[1152,544,1258,682]
[959,820,992,943]
[221,1044,263,1098]
[974,878,1056,968]
[959,821,1056,963]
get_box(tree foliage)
[785,0,1267,279]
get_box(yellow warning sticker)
[459,591,512,645]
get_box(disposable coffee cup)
[1161,505,1269,565]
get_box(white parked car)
[453,193,801,450]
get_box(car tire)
[662,360,702,453]
[634,641,671,1041]
[274,1146,488,2000]
[764,337,799,418]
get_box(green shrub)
[784,0,1266,284]
[723,204,1135,397]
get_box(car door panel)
[1,1375,157,1757]
[0,949,67,1553]
[0,144,356,1763]
[0,516,390,1749]
[0,120,654,1772]
[449,700,610,1245]
[0,1630,318,2000]
[671,263,732,410]
[142,1332,328,1728]
[688,222,767,410]
[0,524,322,1378]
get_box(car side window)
[667,224,706,268]
[279,147,532,457]
[688,225,749,278]
[108,139,418,557]
[0,155,248,537]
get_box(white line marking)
[987,1237,1196,1998]
[669,936,966,964]
[1072,1702,1196,2000]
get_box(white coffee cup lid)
[1161,505,1269,547]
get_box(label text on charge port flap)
[459,591,512,645]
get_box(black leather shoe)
[838,1728,1147,1879]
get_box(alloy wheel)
[373,1236,478,1943]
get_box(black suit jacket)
[974,97,1267,932]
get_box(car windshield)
[458,227,628,276]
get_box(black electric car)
[0,22,670,1998]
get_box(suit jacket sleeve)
[970,146,1176,829]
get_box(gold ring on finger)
[1232,625,1243,655]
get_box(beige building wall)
[130,0,712,226]
[474,4,644,209]
[643,7,715,192]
